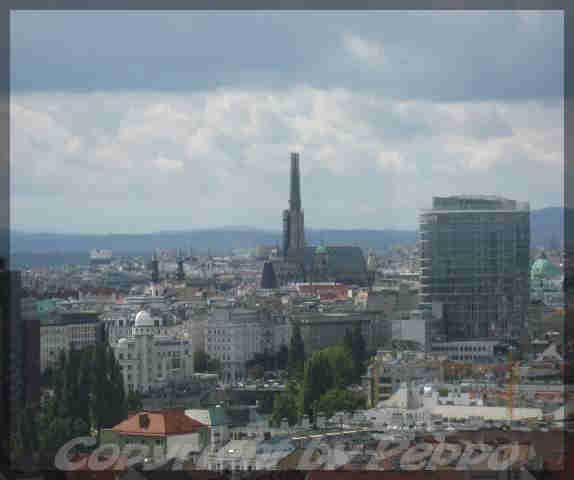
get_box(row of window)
[433,344,492,352]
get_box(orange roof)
[111,409,207,437]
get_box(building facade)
[40,311,104,372]
[113,311,194,393]
[429,339,502,362]
[101,409,209,460]
[419,196,530,344]
[205,308,290,384]
[293,311,380,355]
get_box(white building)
[430,340,501,362]
[103,307,176,344]
[113,310,194,393]
[206,308,290,384]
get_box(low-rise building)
[101,409,209,462]
[185,406,231,448]
[430,340,502,362]
[206,308,290,384]
[40,311,104,371]
[364,350,444,407]
[293,311,383,355]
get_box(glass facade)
[420,196,530,343]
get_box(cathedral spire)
[289,152,301,211]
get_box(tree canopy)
[288,323,305,380]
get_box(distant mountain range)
[530,207,563,249]
[7,207,564,268]
[9,228,416,257]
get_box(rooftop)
[111,409,207,437]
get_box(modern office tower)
[282,152,305,262]
[419,196,530,344]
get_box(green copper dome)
[315,245,328,255]
[531,254,561,280]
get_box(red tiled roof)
[111,409,207,437]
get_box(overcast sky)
[10,11,564,234]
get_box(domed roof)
[315,245,328,255]
[531,253,561,280]
[134,310,154,327]
[118,337,128,345]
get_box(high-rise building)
[0,270,23,453]
[419,196,530,344]
[282,152,305,262]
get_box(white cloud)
[9,88,563,232]
[377,150,414,174]
[343,33,385,67]
[64,136,82,154]
[154,154,184,172]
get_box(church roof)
[304,246,368,276]
[531,255,562,280]
[260,261,278,289]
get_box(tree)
[270,381,299,427]
[13,404,39,459]
[351,323,367,378]
[90,343,127,437]
[250,365,265,380]
[343,328,354,356]
[194,350,209,372]
[106,344,127,426]
[277,344,289,370]
[323,345,354,389]
[299,351,334,420]
[316,389,365,419]
[127,389,143,412]
[38,417,85,454]
[194,350,221,374]
[76,347,93,428]
[288,323,305,380]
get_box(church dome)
[531,253,561,280]
[134,310,154,327]
[315,245,328,255]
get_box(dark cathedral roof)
[303,246,368,284]
[260,261,278,289]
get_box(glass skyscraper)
[419,196,530,344]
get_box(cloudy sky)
[10,11,564,234]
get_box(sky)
[10,11,564,234]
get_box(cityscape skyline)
[3,10,569,474]
[10,11,563,234]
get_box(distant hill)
[7,207,565,268]
[9,228,417,256]
[530,207,563,248]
